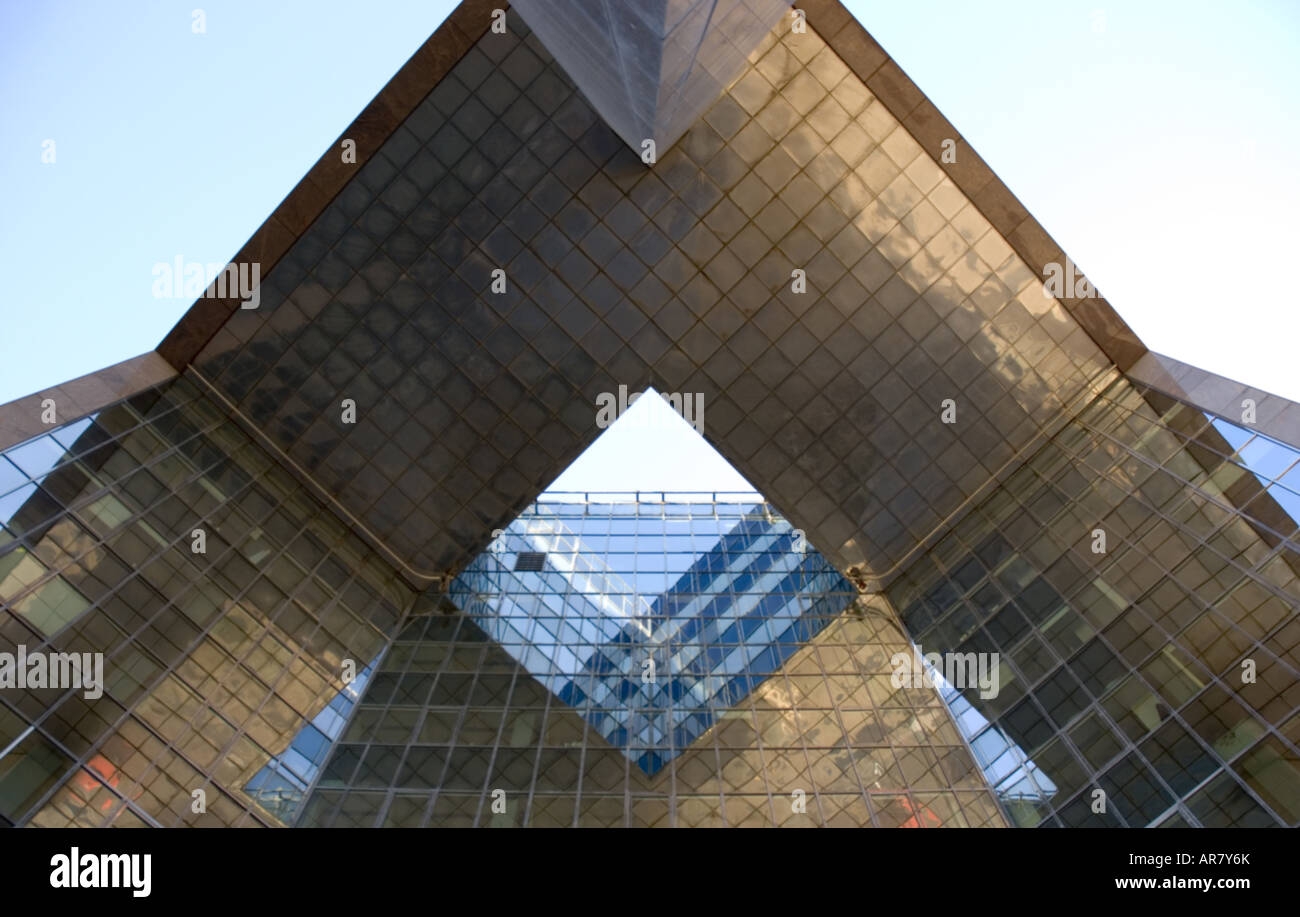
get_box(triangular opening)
[447,390,855,774]
[547,387,757,494]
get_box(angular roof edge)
[0,351,177,454]
[154,0,1146,376]
[1129,351,1300,450]
[799,0,1144,370]
[156,0,499,369]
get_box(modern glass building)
[293,495,1005,827]
[0,0,1296,827]
[447,497,857,777]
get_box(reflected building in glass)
[449,499,857,776]
[888,373,1300,827]
[0,0,1296,827]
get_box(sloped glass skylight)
[447,392,856,774]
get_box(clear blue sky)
[3,1,1298,491]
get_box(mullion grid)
[3,381,411,829]
[296,494,992,827]
[891,378,1299,826]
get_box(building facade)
[0,2,1296,827]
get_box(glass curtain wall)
[888,375,1300,827]
[301,496,1004,827]
[0,374,411,827]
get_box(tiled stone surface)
[804,0,1145,372]
[192,10,1116,585]
[157,0,495,369]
